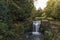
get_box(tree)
[44,0,60,20]
[8,0,34,22]
[0,0,34,40]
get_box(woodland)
[0,0,60,40]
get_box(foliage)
[8,0,34,22]
[0,0,34,40]
[44,0,60,20]
[0,0,60,40]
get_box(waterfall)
[25,21,44,40]
[32,21,41,35]
[31,21,44,40]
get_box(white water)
[32,21,41,35]
[25,21,44,40]
[31,21,44,40]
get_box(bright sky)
[34,0,48,10]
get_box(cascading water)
[31,21,44,40]
[25,21,44,40]
[32,21,41,35]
